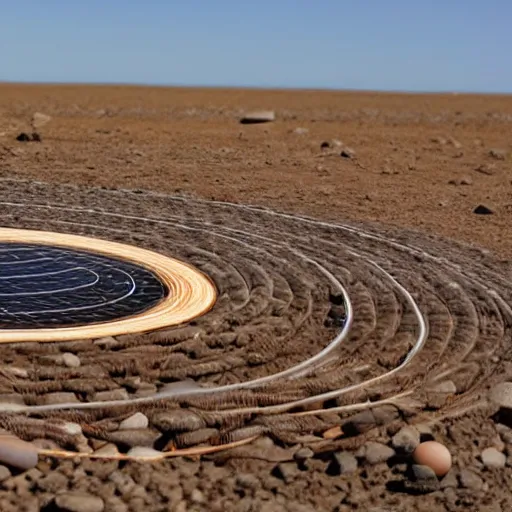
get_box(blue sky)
[1,1,509,93]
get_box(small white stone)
[62,422,83,436]
[93,443,119,457]
[62,352,81,368]
[31,112,52,129]
[119,412,149,430]
[481,447,506,468]
[126,446,162,459]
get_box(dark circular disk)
[0,243,168,328]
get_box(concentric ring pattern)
[0,228,216,343]
[0,242,167,328]
[0,179,510,457]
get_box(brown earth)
[0,84,512,511]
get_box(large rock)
[240,111,275,124]
[0,435,39,470]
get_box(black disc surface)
[0,243,167,328]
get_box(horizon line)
[1,80,511,97]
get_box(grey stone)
[404,464,440,494]
[481,447,506,468]
[459,469,484,491]
[108,429,160,448]
[92,389,129,402]
[236,473,260,490]
[489,382,512,409]
[151,410,205,432]
[360,442,395,464]
[42,392,79,405]
[440,470,458,489]
[392,426,420,454]
[331,451,358,474]
[55,492,105,512]
[119,412,149,430]
[274,462,298,483]
[294,447,314,461]
[0,435,39,470]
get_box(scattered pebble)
[61,422,83,436]
[93,336,119,349]
[62,352,81,368]
[475,163,495,175]
[489,382,512,409]
[292,127,309,135]
[340,148,355,158]
[489,148,507,160]
[427,380,457,394]
[240,111,275,124]
[0,434,39,470]
[108,429,160,448]
[92,389,129,401]
[481,447,506,468]
[358,442,395,464]
[93,443,119,456]
[459,468,484,491]
[331,451,358,475]
[16,133,31,142]
[413,441,452,477]
[404,464,440,494]
[473,204,494,215]
[55,492,105,512]
[448,177,472,186]
[392,426,420,454]
[151,410,205,433]
[119,412,149,430]
[31,112,52,129]
[274,462,298,483]
[42,392,79,405]
[294,447,314,461]
[236,473,260,490]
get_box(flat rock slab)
[240,111,276,124]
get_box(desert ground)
[0,84,512,511]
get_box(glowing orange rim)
[0,228,217,343]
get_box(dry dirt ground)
[0,84,512,511]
